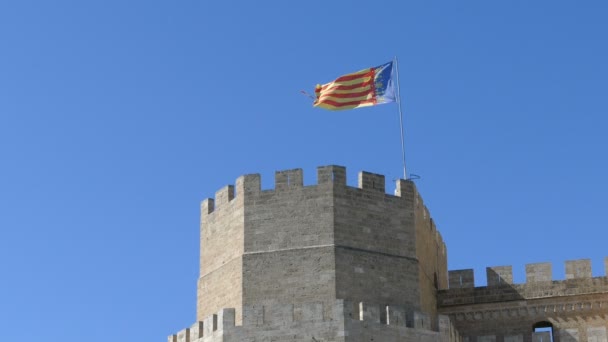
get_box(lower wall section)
[197,257,243,323]
[170,300,463,342]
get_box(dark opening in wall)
[533,321,554,342]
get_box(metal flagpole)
[394,56,407,180]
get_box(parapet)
[439,258,608,307]
[526,262,552,283]
[447,258,607,289]
[448,269,475,288]
[201,165,421,215]
[565,258,592,279]
[487,266,513,286]
[168,308,235,342]
[169,300,458,342]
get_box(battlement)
[170,300,459,342]
[439,258,608,307]
[197,165,450,326]
[201,165,420,215]
[447,258,608,288]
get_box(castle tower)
[169,165,608,341]
[171,166,454,341]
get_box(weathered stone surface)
[169,166,608,342]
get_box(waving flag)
[313,61,396,110]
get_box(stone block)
[526,262,552,283]
[387,305,406,326]
[448,269,474,288]
[317,165,346,185]
[360,302,380,323]
[565,259,592,279]
[337,300,357,320]
[413,311,431,330]
[275,168,303,190]
[487,265,513,286]
[236,173,261,196]
[217,308,235,331]
[358,171,385,192]
[176,328,189,342]
[201,198,214,214]
[189,322,203,339]
[394,179,415,198]
[215,185,234,206]
[203,314,217,336]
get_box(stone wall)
[197,184,244,323]
[170,300,459,342]
[196,166,449,328]
[439,259,608,341]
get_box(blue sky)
[1,1,607,341]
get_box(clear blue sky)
[1,1,607,340]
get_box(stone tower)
[169,165,608,342]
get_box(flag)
[313,61,396,110]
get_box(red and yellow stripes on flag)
[313,67,377,111]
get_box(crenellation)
[235,173,261,196]
[201,198,214,214]
[172,300,457,342]
[526,262,552,283]
[214,185,234,206]
[360,302,381,323]
[358,171,385,192]
[486,266,513,286]
[190,322,203,340]
[202,313,217,337]
[204,166,427,216]
[175,165,608,341]
[339,299,357,320]
[274,168,303,190]
[394,178,416,199]
[414,311,431,330]
[448,269,475,289]
[565,258,592,279]
[176,328,189,342]
[444,259,607,291]
[216,308,235,331]
[317,165,347,185]
[387,305,408,326]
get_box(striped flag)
[313,61,396,110]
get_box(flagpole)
[394,56,407,180]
